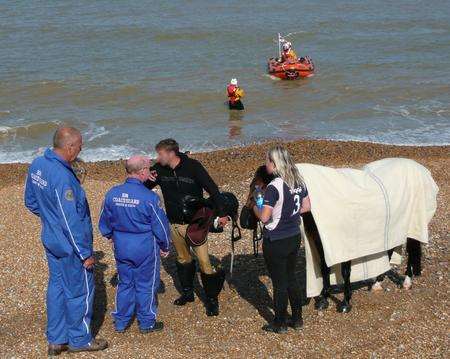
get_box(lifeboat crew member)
[99,155,171,334]
[144,138,229,316]
[227,78,245,110]
[24,127,108,355]
[281,42,298,63]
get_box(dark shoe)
[262,323,288,334]
[200,269,226,317]
[68,338,108,353]
[48,343,68,356]
[205,297,219,317]
[287,317,303,330]
[174,261,196,305]
[114,320,133,334]
[174,290,195,306]
[140,322,164,334]
[314,295,329,311]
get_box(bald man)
[24,127,108,355]
[99,156,170,334]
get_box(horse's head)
[245,165,275,208]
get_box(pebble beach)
[0,139,448,358]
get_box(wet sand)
[0,139,448,358]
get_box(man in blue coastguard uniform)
[24,127,108,356]
[99,155,171,333]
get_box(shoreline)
[1,139,449,187]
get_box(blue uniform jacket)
[99,178,170,266]
[24,148,93,260]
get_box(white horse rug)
[297,158,438,297]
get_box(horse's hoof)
[402,276,412,290]
[314,296,329,311]
[337,301,352,313]
[371,281,384,292]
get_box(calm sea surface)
[1,0,449,162]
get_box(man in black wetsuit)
[144,139,229,316]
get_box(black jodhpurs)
[263,234,302,326]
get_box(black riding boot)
[200,269,226,316]
[287,306,303,330]
[174,261,196,306]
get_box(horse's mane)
[250,165,275,188]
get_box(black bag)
[214,192,241,242]
[239,206,257,230]
[218,192,240,220]
[181,195,205,224]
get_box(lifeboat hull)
[267,56,315,80]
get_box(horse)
[242,164,428,313]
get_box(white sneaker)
[403,275,412,290]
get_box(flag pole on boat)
[278,33,282,59]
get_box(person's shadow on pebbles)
[92,251,108,337]
[221,245,308,323]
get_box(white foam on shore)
[1,136,448,165]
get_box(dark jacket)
[144,154,224,224]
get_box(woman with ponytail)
[253,145,311,333]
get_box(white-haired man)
[99,155,171,333]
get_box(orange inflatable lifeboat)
[268,56,315,80]
[267,33,315,80]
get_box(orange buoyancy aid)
[227,84,244,103]
[282,49,298,62]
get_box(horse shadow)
[91,251,108,337]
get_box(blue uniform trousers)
[112,253,160,331]
[46,251,94,348]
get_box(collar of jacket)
[174,153,188,170]
[125,177,143,185]
[44,148,77,177]
[156,152,188,172]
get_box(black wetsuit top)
[144,153,224,224]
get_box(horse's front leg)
[372,248,394,291]
[337,260,352,313]
[403,238,422,290]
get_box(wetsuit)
[144,153,226,316]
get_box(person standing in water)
[227,78,245,110]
